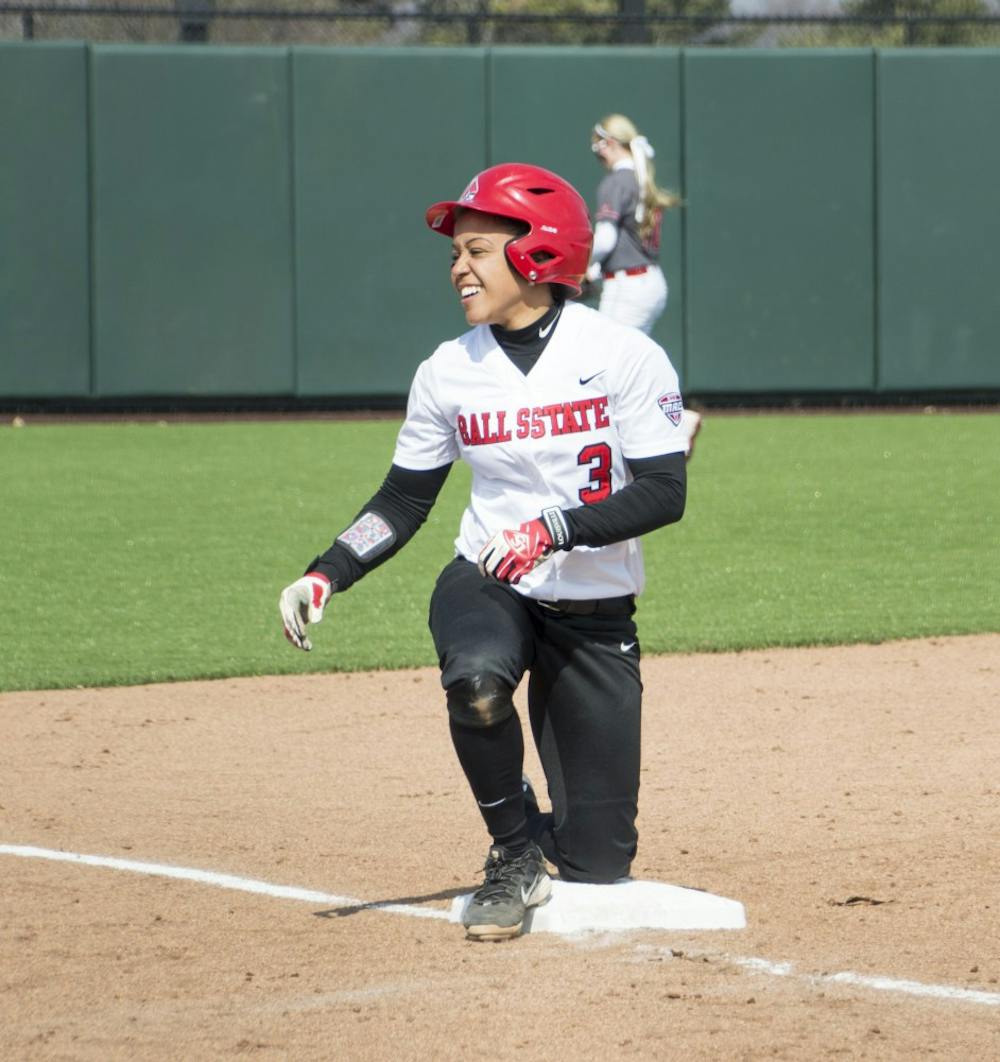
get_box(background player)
[279,163,690,942]
[587,113,678,335]
[587,113,702,457]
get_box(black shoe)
[462,842,552,941]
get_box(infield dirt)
[2,634,998,1060]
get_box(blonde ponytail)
[597,113,680,243]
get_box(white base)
[449,878,746,936]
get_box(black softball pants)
[429,557,643,884]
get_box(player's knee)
[553,804,637,884]
[559,846,632,885]
[445,671,515,729]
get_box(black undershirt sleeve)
[561,451,686,548]
[307,462,452,591]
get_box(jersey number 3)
[578,442,612,504]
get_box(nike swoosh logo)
[539,309,562,339]
[579,370,605,385]
[620,641,636,652]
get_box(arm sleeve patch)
[336,511,396,561]
[657,392,684,426]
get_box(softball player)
[588,113,680,336]
[279,163,689,941]
[590,114,702,458]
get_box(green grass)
[1,412,997,692]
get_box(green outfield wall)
[91,46,295,396]
[1,44,998,401]
[293,48,488,396]
[877,50,1000,391]
[0,43,91,397]
[684,50,876,394]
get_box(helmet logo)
[460,177,479,203]
[430,212,445,229]
[540,225,559,234]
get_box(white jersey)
[393,301,687,600]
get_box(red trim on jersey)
[604,266,649,280]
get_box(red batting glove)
[478,519,554,585]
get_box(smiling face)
[450,211,553,331]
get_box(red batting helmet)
[426,163,593,296]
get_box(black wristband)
[540,506,572,551]
[305,553,347,591]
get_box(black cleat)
[463,842,552,941]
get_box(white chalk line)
[0,844,449,922]
[635,948,1000,1009]
[5,844,999,1009]
[735,954,1000,1007]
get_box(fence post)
[619,0,650,44]
[467,0,491,44]
[176,0,215,42]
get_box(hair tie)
[631,135,655,160]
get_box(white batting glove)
[279,572,332,652]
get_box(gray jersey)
[595,167,661,273]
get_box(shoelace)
[475,852,534,903]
